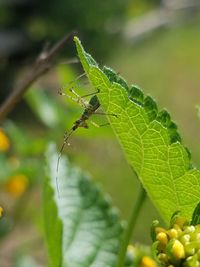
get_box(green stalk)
[117,185,146,267]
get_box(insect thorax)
[88,95,100,111]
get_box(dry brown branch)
[0,31,76,122]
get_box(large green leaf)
[44,144,124,267]
[74,36,200,223]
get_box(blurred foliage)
[127,0,161,18]
[0,0,130,56]
[0,0,162,104]
[26,0,129,56]
[0,1,200,266]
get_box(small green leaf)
[74,36,200,223]
[191,202,200,225]
[151,241,159,264]
[150,220,159,242]
[44,144,124,267]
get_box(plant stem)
[117,185,146,267]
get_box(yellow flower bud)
[0,128,10,152]
[195,233,200,241]
[173,217,187,229]
[155,227,167,234]
[185,243,195,257]
[5,174,28,197]
[168,229,178,239]
[172,240,185,259]
[184,226,195,234]
[153,217,200,266]
[158,253,168,263]
[156,232,168,245]
[173,224,182,234]
[0,206,3,218]
[180,234,190,245]
[140,256,157,267]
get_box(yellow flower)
[0,128,10,152]
[5,174,28,197]
[140,256,157,267]
[0,206,3,218]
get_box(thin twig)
[58,57,79,65]
[0,31,76,122]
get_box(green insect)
[56,76,117,195]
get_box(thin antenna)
[60,73,86,92]
[56,129,74,197]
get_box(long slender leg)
[58,57,79,65]
[58,90,79,102]
[56,129,74,197]
[93,111,118,117]
[59,75,99,108]
[61,73,86,90]
[58,88,88,109]
[69,88,100,107]
[69,88,100,102]
[69,88,88,108]
[58,72,88,107]
[80,89,100,98]
[90,120,110,128]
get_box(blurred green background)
[1,0,200,266]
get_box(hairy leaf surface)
[44,144,124,267]
[74,37,200,223]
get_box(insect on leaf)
[74,36,200,223]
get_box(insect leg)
[93,112,118,117]
[58,86,88,109]
[89,120,110,128]
[58,72,89,106]
[56,129,74,197]
[80,89,100,98]
[69,88,88,108]
[58,89,80,103]
[69,88,100,107]
[61,73,86,90]
[58,57,79,65]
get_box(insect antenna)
[56,128,74,197]
[60,73,86,92]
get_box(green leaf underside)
[74,36,200,223]
[44,144,124,267]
